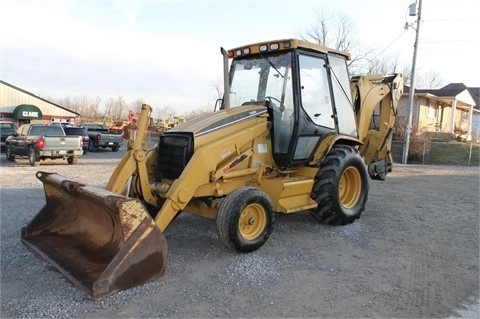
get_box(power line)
[420,39,479,44]
[376,30,408,57]
[423,18,480,22]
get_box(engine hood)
[167,105,268,137]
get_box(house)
[468,87,480,140]
[397,83,479,141]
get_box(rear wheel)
[67,157,78,165]
[88,141,96,152]
[216,187,274,252]
[28,147,39,167]
[6,145,14,161]
[111,146,119,152]
[310,145,368,225]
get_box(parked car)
[81,123,123,152]
[0,121,18,151]
[5,124,83,166]
[62,125,90,154]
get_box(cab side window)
[298,55,334,129]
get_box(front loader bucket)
[21,171,168,300]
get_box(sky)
[0,0,479,115]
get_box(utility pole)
[402,0,423,164]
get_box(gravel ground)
[0,145,479,318]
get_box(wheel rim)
[238,203,267,240]
[338,166,362,209]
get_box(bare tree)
[302,10,374,75]
[184,105,213,120]
[415,70,443,89]
[362,54,402,76]
[51,95,102,122]
[211,77,223,100]
[155,105,177,121]
[400,66,443,89]
[129,98,145,113]
[304,11,329,48]
[104,96,127,123]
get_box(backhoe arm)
[351,73,404,179]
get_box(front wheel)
[6,145,14,161]
[216,187,274,252]
[310,145,368,225]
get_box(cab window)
[298,55,334,129]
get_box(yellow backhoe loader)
[21,39,403,300]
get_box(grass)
[391,140,480,166]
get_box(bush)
[393,118,432,163]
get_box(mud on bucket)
[21,171,168,300]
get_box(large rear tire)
[216,187,274,252]
[311,145,368,225]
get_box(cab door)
[273,51,338,168]
[291,53,337,163]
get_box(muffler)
[21,171,168,300]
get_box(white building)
[0,80,79,126]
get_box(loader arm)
[106,104,156,204]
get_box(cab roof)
[228,38,351,60]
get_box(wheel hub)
[238,203,267,240]
[339,166,362,209]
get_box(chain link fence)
[391,140,480,166]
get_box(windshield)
[0,123,16,131]
[64,128,86,136]
[229,52,293,111]
[229,52,295,156]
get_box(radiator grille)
[155,133,193,181]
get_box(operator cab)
[223,39,358,168]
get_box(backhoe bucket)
[21,171,168,300]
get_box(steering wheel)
[264,96,285,112]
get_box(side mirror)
[214,98,223,112]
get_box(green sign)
[12,104,43,120]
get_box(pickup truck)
[62,125,90,154]
[81,123,123,152]
[5,124,83,166]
